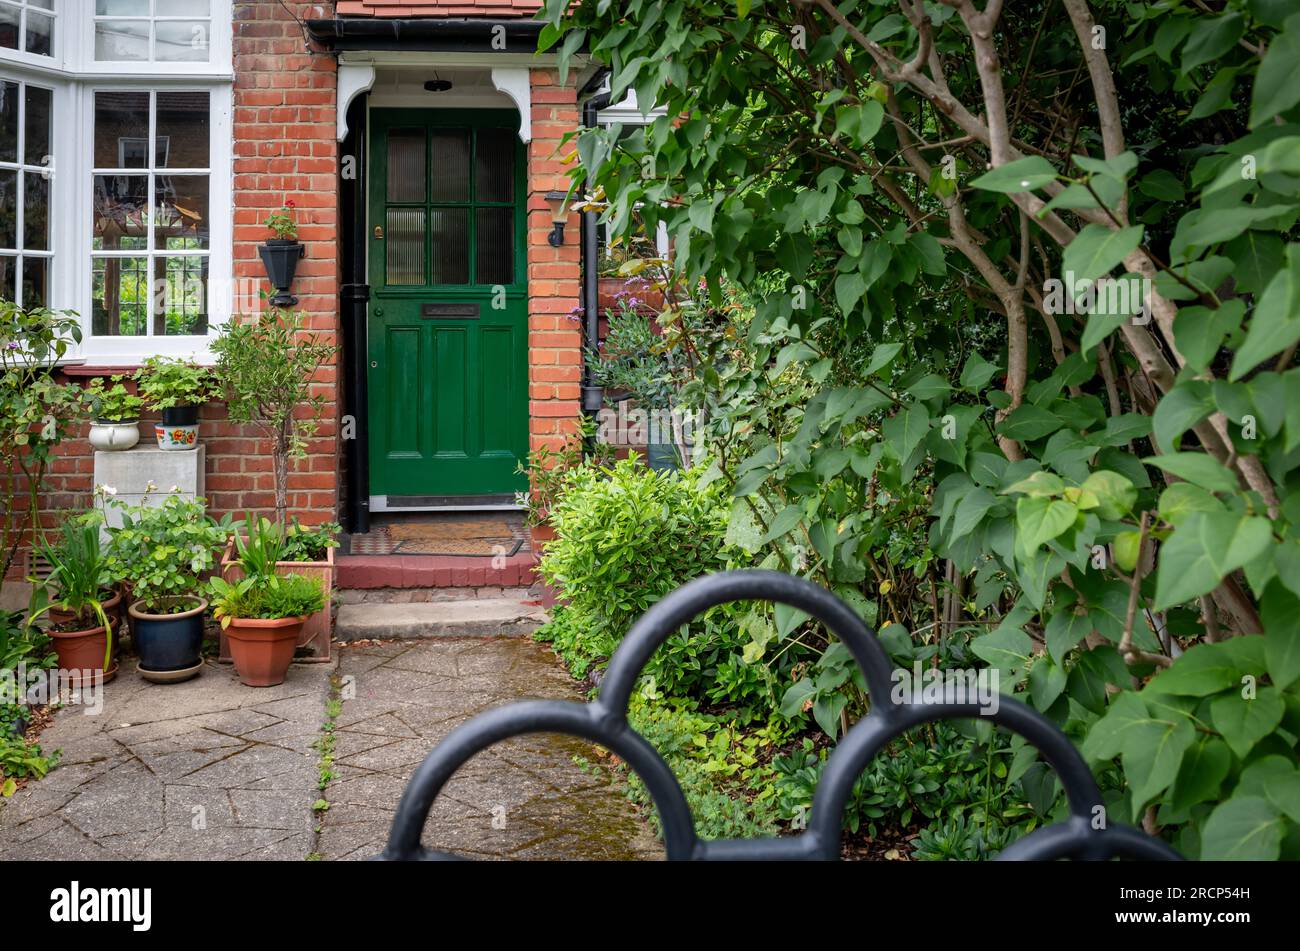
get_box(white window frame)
[0,0,57,66]
[0,0,232,364]
[0,73,59,308]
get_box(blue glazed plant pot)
[128,597,207,678]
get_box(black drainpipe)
[340,94,370,535]
[580,74,612,437]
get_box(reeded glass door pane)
[386,208,425,285]
[475,207,513,285]
[475,129,514,203]
[430,208,468,284]
[386,129,425,202]
[429,130,470,202]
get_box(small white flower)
[169,484,180,493]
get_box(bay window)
[0,0,231,363]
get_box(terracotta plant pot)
[49,616,120,683]
[49,588,123,627]
[218,541,333,663]
[224,615,307,687]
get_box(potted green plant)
[134,356,218,451]
[218,517,338,662]
[27,518,117,683]
[210,307,336,527]
[85,376,144,452]
[105,492,228,683]
[208,515,323,687]
[258,198,304,307]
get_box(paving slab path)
[319,637,663,861]
[0,636,661,861]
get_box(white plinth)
[93,444,206,528]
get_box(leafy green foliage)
[540,0,1300,857]
[84,376,143,423]
[535,455,735,669]
[133,356,219,410]
[211,308,335,525]
[103,493,228,613]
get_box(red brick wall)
[527,68,583,459]
[224,0,340,524]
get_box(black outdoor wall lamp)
[544,190,568,247]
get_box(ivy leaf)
[1200,796,1285,860]
[1209,687,1284,759]
[1062,224,1144,284]
[1152,511,1274,610]
[969,156,1058,193]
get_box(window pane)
[475,129,514,203]
[24,85,50,166]
[386,129,424,202]
[96,20,150,61]
[93,174,149,250]
[0,254,13,302]
[24,172,47,250]
[156,20,209,62]
[430,208,468,284]
[0,170,15,247]
[21,255,46,307]
[30,0,53,8]
[155,174,208,249]
[429,131,469,202]
[25,11,53,55]
[92,256,150,335]
[0,5,17,52]
[0,81,16,163]
[94,92,150,168]
[475,207,513,285]
[385,208,423,286]
[167,0,212,14]
[153,256,208,335]
[96,0,148,13]
[157,91,209,167]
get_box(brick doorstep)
[336,551,540,589]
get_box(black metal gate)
[378,570,1182,860]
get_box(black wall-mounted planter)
[258,240,305,307]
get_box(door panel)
[367,109,528,499]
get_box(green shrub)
[535,456,734,671]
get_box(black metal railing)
[378,569,1182,861]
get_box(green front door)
[367,109,528,502]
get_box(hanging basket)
[258,240,305,307]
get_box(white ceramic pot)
[88,421,141,451]
[154,423,199,451]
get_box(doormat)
[348,518,526,558]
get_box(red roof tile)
[336,0,542,16]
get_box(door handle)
[374,225,384,239]
[371,361,378,369]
